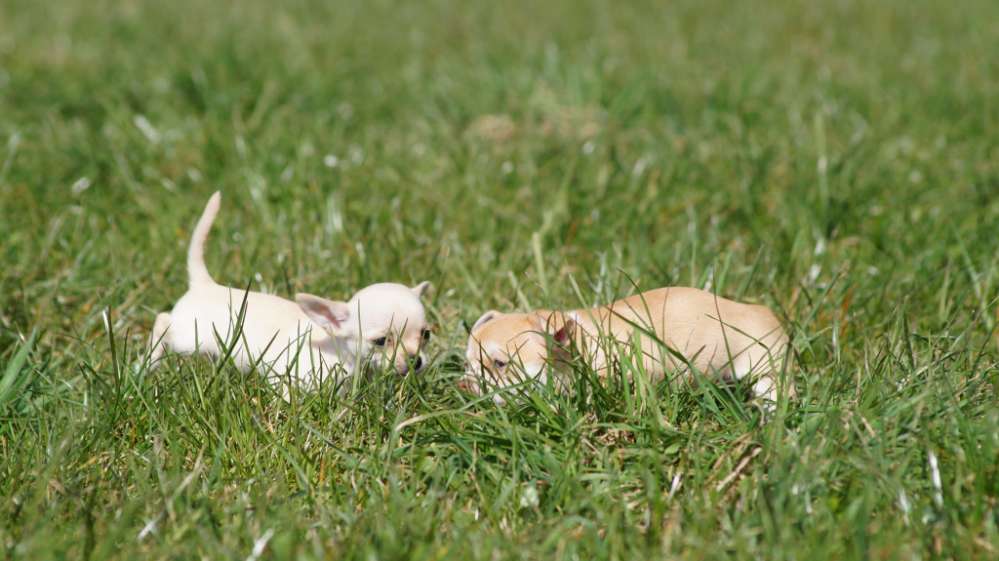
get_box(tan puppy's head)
[461,310,574,400]
[296,281,433,375]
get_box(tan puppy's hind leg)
[756,362,797,401]
[742,349,796,406]
[148,312,172,367]
[752,374,777,403]
[753,372,796,401]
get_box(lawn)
[1,0,998,559]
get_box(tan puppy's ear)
[538,312,577,365]
[534,311,576,345]
[411,281,432,298]
[551,314,576,346]
[296,293,351,333]
[471,310,500,332]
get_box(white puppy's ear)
[296,293,351,333]
[471,310,500,332]
[411,281,433,298]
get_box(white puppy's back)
[165,284,345,385]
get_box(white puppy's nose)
[397,354,424,375]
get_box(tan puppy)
[463,287,792,404]
[149,192,433,389]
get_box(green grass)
[2,0,998,558]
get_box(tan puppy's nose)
[456,378,475,393]
[411,356,423,371]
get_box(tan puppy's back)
[570,287,790,396]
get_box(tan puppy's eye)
[372,337,388,346]
[493,358,507,370]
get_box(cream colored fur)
[464,287,793,404]
[149,192,432,389]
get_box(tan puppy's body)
[465,287,792,403]
[149,192,432,388]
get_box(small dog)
[149,192,432,387]
[463,287,793,403]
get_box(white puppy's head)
[460,310,575,400]
[296,282,432,375]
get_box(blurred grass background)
[1,0,997,559]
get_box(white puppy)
[149,192,432,388]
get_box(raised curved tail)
[187,191,221,286]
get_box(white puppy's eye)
[372,337,387,346]
[493,358,507,370]
[421,328,431,342]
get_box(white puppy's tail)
[187,191,221,286]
